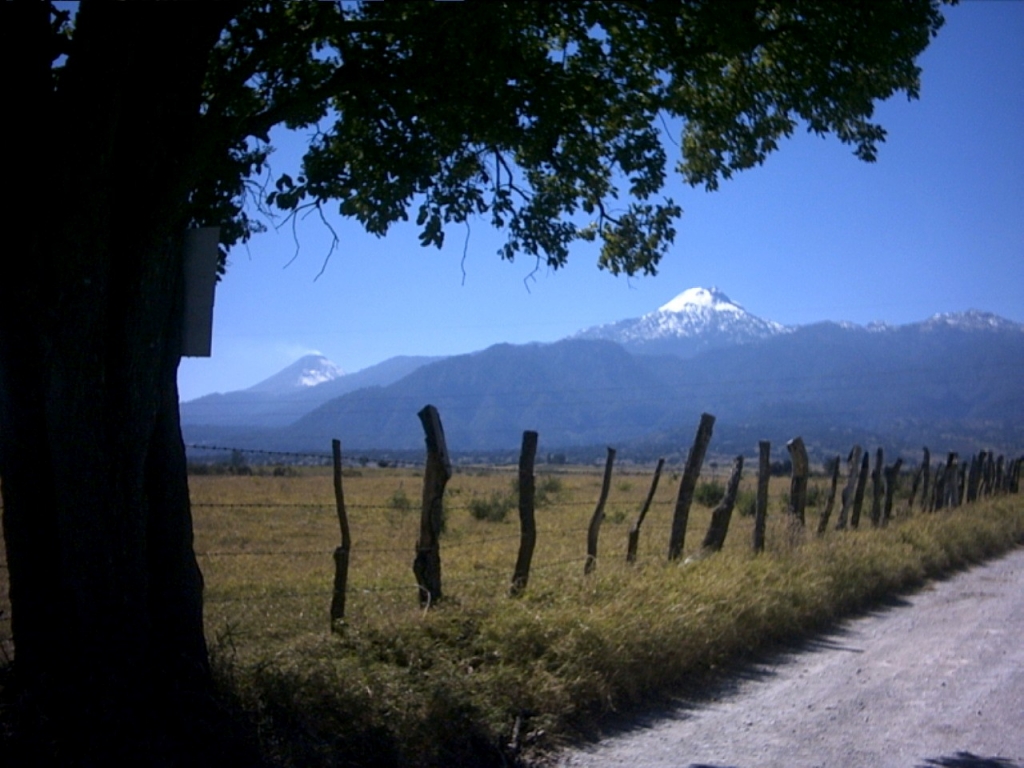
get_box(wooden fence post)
[966,453,982,504]
[850,452,870,529]
[817,455,841,535]
[702,455,744,552]
[942,452,960,509]
[585,447,616,574]
[627,458,664,564]
[931,460,944,511]
[668,413,715,561]
[870,447,884,527]
[981,452,995,498]
[413,405,451,607]
[510,431,539,597]
[753,440,770,553]
[882,458,903,526]
[907,464,922,514]
[835,445,863,530]
[786,437,809,528]
[919,447,931,511]
[995,455,1005,495]
[330,439,351,628]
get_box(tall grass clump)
[195,468,1024,768]
[468,490,515,522]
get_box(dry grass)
[185,466,1024,766]
[0,465,1019,765]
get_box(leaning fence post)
[668,413,715,561]
[753,440,770,554]
[585,447,616,575]
[330,439,351,628]
[510,431,539,597]
[836,445,863,530]
[850,452,870,529]
[627,458,664,563]
[786,437,809,528]
[817,455,841,535]
[413,405,451,607]
[882,458,903,526]
[702,454,744,552]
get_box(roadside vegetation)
[4,464,1022,766]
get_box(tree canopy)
[2,1,948,763]
[179,0,944,276]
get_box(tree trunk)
[0,5,244,763]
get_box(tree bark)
[0,5,244,762]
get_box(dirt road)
[557,547,1024,768]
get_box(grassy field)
[0,463,1021,765]
[179,464,1024,767]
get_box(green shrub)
[388,487,413,513]
[737,489,758,517]
[468,491,515,522]
[694,480,725,507]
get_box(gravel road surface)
[557,547,1024,768]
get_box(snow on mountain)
[572,286,789,357]
[919,310,1024,333]
[246,354,345,395]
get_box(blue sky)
[178,2,1023,402]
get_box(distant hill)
[266,312,1024,460]
[181,288,1024,462]
[180,354,442,428]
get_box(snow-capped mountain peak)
[572,286,789,358]
[658,286,744,314]
[920,310,1024,333]
[246,354,345,394]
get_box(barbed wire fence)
[2,430,1021,641]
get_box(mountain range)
[181,288,1024,462]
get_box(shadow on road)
[918,753,1021,768]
